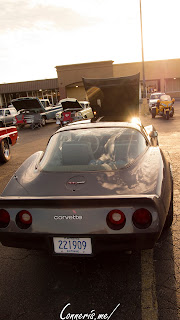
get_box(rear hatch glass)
[40,127,148,172]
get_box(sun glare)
[131,117,141,125]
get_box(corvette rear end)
[0,195,164,255]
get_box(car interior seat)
[62,141,94,165]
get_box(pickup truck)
[11,97,63,126]
[0,126,18,162]
[0,106,18,127]
[56,98,94,126]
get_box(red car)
[0,126,18,163]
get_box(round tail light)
[16,210,32,229]
[0,209,10,228]
[107,209,126,230]
[132,208,152,229]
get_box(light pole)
[140,0,146,98]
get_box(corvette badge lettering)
[54,215,82,220]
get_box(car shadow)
[0,245,142,320]
[0,230,179,320]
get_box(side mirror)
[149,130,159,146]
[149,130,158,138]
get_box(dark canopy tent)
[83,73,140,121]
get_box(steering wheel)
[78,135,99,154]
[89,135,100,153]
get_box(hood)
[60,98,83,111]
[83,73,140,121]
[11,97,44,111]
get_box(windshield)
[39,127,148,172]
[160,95,171,101]
[80,102,89,108]
[150,93,165,100]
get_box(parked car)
[0,120,173,254]
[149,92,165,111]
[0,106,18,127]
[79,100,94,119]
[0,74,173,255]
[151,94,175,120]
[56,98,94,127]
[0,126,18,163]
[11,97,63,127]
[39,99,53,109]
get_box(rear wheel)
[151,108,156,118]
[41,116,46,126]
[164,193,173,229]
[170,107,174,117]
[0,121,3,127]
[0,139,11,163]
[166,111,169,120]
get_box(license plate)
[53,237,92,254]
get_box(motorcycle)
[151,94,175,120]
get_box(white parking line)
[141,249,158,320]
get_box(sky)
[1,0,180,84]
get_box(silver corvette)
[0,74,173,256]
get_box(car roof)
[54,121,142,135]
[150,92,165,96]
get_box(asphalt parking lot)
[0,102,180,320]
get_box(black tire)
[151,108,156,118]
[0,122,3,127]
[0,139,11,163]
[164,193,173,229]
[170,107,174,117]
[41,117,46,126]
[166,111,169,120]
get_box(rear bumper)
[0,232,160,255]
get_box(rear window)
[150,94,162,100]
[39,127,148,172]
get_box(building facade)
[56,59,180,100]
[0,78,60,107]
[55,60,114,101]
[0,58,180,107]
